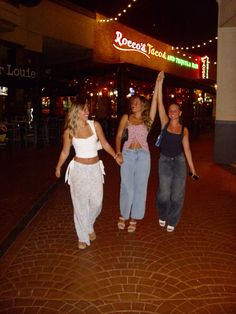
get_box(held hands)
[114,152,123,166]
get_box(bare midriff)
[74,155,99,164]
[128,140,142,150]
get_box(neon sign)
[147,43,167,59]
[201,56,209,79]
[113,31,167,60]
[167,55,199,69]
[113,31,149,58]
[113,31,198,69]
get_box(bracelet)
[114,152,121,159]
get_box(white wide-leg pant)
[65,160,104,245]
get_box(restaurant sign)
[0,64,37,79]
[94,16,201,80]
[201,56,209,79]
[113,31,199,70]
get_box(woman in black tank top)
[155,71,198,232]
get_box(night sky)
[19,0,218,60]
[70,0,218,49]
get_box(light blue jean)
[120,148,150,220]
[156,153,187,227]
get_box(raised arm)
[157,71,169,128]
[149,75,159,123]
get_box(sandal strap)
[118,217,126,230]
[128,221,137,232]
[119,216,125,221]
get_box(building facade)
[0,0,218,144]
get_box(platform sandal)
[128,220,137,233]
[89,231,96,241]
[78,242,87,250]
[117,217,126,230]
[167,225,175,232]
[159,219,166,227]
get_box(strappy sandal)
[128,220,137,233]
[117,217,126,230]
[78,242,87,250]
[89,232,96,241]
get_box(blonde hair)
[130,95,152,131]
[64,100,86,139]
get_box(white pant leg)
[87,163,104,234]
[69,161,104,245]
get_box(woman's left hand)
[115,154,123,166]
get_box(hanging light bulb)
[98,0,139,23]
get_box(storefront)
[40,14,216,135]
[0,2,216,140]
[0,43,40,120]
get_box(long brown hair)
[130,95,152,131]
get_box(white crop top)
[72,120,100,158]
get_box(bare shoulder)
[63,128,70,136]
[118,114,129,127]
[62,128,72,145]
[121,114,129,122]
[94,120,101,128]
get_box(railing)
[3,116,64,148]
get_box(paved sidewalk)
[0,143,63,255]
[0,131,236,313]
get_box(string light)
[172,37,218,51]
[171,36,218,65]
[98,0,138,23]
[98,2,217,65]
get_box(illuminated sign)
[0,64,37,79]
[113,31,149,58]
[94,15,202,79]
[167,55,199,69]
[113,31,198,70]
[0,86,8,96]
[201,56,209,79]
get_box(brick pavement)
[0,131,236,313]
[0,143,63,255]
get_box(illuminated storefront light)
[201,56,210,79]
[113,30,199,70]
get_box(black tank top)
[160,123,184,157]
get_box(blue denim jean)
[156,153,187,227]
[120,148,150,220]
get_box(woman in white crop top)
[55,100,121,250]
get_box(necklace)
[78,122,87,128]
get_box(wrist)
[114,152,121,159]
